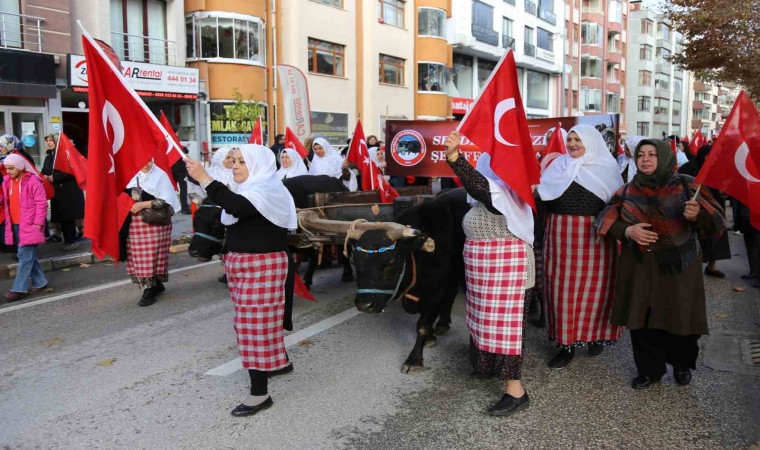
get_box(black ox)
[348,188,469,373]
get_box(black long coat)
[42,152,85,222]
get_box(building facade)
[624,5,687,138]
[686,79,738,139]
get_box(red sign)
[452,97,475,115]
[385,115,619,177]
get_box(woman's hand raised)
[444,131,462,161]
[185,157,210,185]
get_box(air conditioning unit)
[179,104,194,127]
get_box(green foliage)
[212,88,264,132]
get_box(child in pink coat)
[1,153,48,301]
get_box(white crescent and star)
[493,98,518,147]
[734,141,760,183]
[101,101,125,174]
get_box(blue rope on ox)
[193,232,222,243]
[355,260,406,299]
[355,243,396,254]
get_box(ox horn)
[421,237,436,253]
[347,229,365,240]
[386,227,421,242]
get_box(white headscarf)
[619,135,644,181]
[126,161,182,212]
[275,148,308,180]
[537,124,623,203]
[220,144,297,230]
[308,137,358,191]
[207,147,234,187]
[467,153,535,245]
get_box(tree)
[212,88,265,138]
[663,0,760,99]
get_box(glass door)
[0,111,6,135]
[11,111,45,166]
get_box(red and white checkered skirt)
[225,251,289,371]
[126,214,172,288]
[543,214,623,347]
[464,238,529,356]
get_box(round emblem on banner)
[390,130,427,167]
[22,135,36,148]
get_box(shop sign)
[311,112,348,146]
[385,114,619,177]
[210,102,268,148]
[68,54,199,99]
[452,97,475,115]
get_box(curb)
[2,235,192,280]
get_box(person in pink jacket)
[2,153,48,301]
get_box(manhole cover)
[741,339,760,366]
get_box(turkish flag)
[249,116,264,145]
[284,126,308,159]
[457,50,540,211]
[53,132,88,189]
[294,273,316,301]
[540,123,566,174]
[689,129,705,156]
[155,112,179,190]
[346,120,399,202]
[159,111,183,166]
[696,91,760,229]
[82,30,177,260]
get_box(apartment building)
[564,0,627,131]
[686,80,738,139]
[624,5,687,138]
[448,0,564,119]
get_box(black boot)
[673,366,692,385]
[631,375,662,389]
[218,274,228,284]
[548,348,575,370]
[138,288,157,306]
[588,343,604,357]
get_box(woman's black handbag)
[140,201,172,226]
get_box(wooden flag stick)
[691,184,702,201]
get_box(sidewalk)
[0,213,194,280]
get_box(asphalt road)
[1,239,759,449]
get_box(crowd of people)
[0,122,756,420]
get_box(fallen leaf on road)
[299,339,312,347]
[734,285,747,292]
[41,337,63,347]
[61,268,71,272]
[713,312,728,319]
[42,287,54,293]
[104,263,114,267]
[79,263,91,268]
[96,358,117,366]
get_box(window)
[537,28,553,51]
[607,93,620,113]
[186,12,264,65]
[0,0,21,48]
[608,34,621,53]
[502,17,515,49]
[472,1,498,45]
[656,46,671,59]
[379,54,404,86]
[112,0,168,63]
[581,56,602,78]
[640,19,654,35]
[572,90,579,109]
[655,72,670,90]
[657,23,671,42]
[673,77,682,94]
[477,59,497,91]
[639,70,652,86]
[581,87,602,111]
[419,7,445,37]
[638,96,651,112]
[418,63,449,92]
[452,53,474,98]
[639,44,652,60]
[672,101,681,119]
[607,63,619,83]
[637,122,650,136]
[538,0,556,25]
[608,0,622,23]
[314,0,342,6]
[654,97,669,115]
[524,26,535,56]
[581,23,603,46]
[308,38,345,76]
[526,70,550,109]
[378,0,405,27]
[693,109,704,120]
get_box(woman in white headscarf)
[275,148,308,180]
[122,160,181,306]
[443,131,535,418]
[186,144,297,419]
[619,136,644,183]
[308,137,357,191]
[537,124,624,370]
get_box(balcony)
[0,11,44,52]
[502,35,516,51]
[694,80,712,92]
[691,119,705,129]
[111,31,177,66]
[656,61,671,74]
[538,7,557,25]
[693,100,704,110]
[525,0,537,15]
[524,43,536,57]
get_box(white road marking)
[0,261,220,315]
[205,307,362,376]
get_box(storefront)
[0,48,57,166]
[63,54,201,159]
[209,101,268,150]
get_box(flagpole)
[691,184,702,201]
[76,20,187,162]
[51,131,61,174]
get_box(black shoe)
[741,273,757,280]
[487,392,530,417]
[673,367,692,385]
[631,375,662,389]
[138,289,157,307]
[231,396,273,417]
[151,282,166,296]
[218,274,228,284]
[269,363,294,378]
[588,343,604,357]
[704,268,726,278]
[548,348,574,370]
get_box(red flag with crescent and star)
[249,116,264,145]
[346,119,399,202]
[540,123,566,174]
[457,49,540,211]
[696,91,760,228]
[81,28,180,261]
[53,132,88,189]
[284,126,309,159]
[689,129,706,156]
